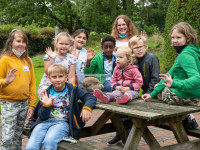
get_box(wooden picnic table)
[89,99,200,150]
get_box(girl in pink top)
[94,46,143,104]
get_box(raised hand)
[45,47,56,59]
[69,44,81,59]
[40,90,53,106]
[160,73,173,88]
[5,68,17,84]
[87,49,95,61]
[140,30,148,42]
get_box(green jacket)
[84,53,116,83]
[150,44,200,99]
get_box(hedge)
[163,0,200,71]
[0,25,55,56]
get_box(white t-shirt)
[116,40,128,48]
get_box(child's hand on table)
[80,109,92,122]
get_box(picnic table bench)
[3,98,200,150]
[85,99,200,150]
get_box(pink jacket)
[111,64,143,91]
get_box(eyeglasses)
[133,45,145,51]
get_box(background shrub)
[163,0,200,71]
[0,24,55,56]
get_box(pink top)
[111,64,143,91]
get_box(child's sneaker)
[62,136,77,144]
[93,89,110,103]
[116,95,130,104]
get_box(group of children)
[0,21,199,149]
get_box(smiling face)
[102,41,115,60]
[171,29,187,46]
[132,41,147,58]
[49,72,68,91]
[74,32,87,49]
[56,36,71,56]
[12,35,26,52]
[117,18,128,35]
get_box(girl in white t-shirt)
[38,32,76,96]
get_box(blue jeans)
[102,80,112,92]
[26,119,69,150]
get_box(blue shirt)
[49,86,70,121]
[103,53,115,80]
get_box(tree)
[0,0,81,33]
[163,0,200,71]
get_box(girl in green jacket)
[142,22,200,130]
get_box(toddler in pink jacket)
[94,46,143,104]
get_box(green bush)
[144,24,160,36]
[0,24,55,56]
[146,32,164,50]
[163,0,200,71]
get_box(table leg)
[169,121,189,143]
[123,124,145,150]
[142,127,161,149]
[91,111,113,136]
[110,114,128,144]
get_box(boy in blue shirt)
[26,64,96,149]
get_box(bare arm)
[68,64,76,84]
[44,47,56,75]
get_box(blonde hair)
[53,32,74,51]
[0,29,32,68]
[111,15,138,40]
[115,46,136,64]
[128,35,146,50]
[48,64,68,76]
[171,22,197,45]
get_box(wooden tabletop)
[95,99,200,120]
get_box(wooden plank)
[95,100,200,120]
[128,115,185,128]
[142,127,161,149]
[58,141,101,150]
[80,119,133,138]
[95,102,163,120]
[91,111,113,135]
[169,121,189,143]
[110,114,128,144]
[155,124,200,138]
[123,123,145,150]
[161,139,200,150]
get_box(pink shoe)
[116,95,130,104]
[94,89,110,103]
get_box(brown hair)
[115,46,136,64]
[48,64,68,76]
[171,22,197,45]
[72,29,89,40]
[111,15,138,40]
[0,29,32,68]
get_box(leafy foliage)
[0,0,169,34]
[163,0,200,71]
